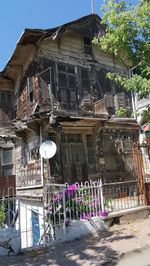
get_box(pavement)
[0,217,150,266]
[118,246,150,266]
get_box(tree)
[93,0,150,117]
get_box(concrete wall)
[55,217,108,242]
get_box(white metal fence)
[0,179,145,251]
[44,180,104,226]
[103,180,145,212]
[0,187,19,229]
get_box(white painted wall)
[19,198,44,249]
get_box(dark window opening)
[81,68,90,96]
[58,63,77,110]
[84,37,92,55]
[58,63,66,72]
[29,91,34,103]
[27,77,34,104]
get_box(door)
[32,210,40,246]
[61,134,87,183]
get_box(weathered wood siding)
[16,31,131,120]
[14,17,136,188]
[15,132,41,188]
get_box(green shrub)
[0,203,5,228]
[116,107,127,117]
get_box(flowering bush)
[45,183,109,226]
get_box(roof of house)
[0,14,103,86]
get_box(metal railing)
[0,187,18,229]
[2,179,145,249]
[103,180,145,212]
[44,180,104,226]
[44,180,145,226]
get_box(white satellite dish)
[39,140,57,159]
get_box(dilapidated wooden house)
[1,14,139,193]
[0,76,16,197]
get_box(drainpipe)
[40,124,44,188]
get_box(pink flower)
[68,184,77,191]
[65,184,77,197]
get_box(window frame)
[58,63,78,110]
[83,37,93,56]
[1,147,14,176]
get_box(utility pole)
[91,0,94,14]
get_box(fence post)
[17,196,22,249]
[100,179,104,211]
[62,189,66,240]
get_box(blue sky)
[0,0,138,71]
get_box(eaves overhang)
[1,14,103,86]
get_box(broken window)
[1,147,13,176]
[83,37,93,55]
[38,59,56,104]
[58,63,77,110]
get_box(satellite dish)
[39,140,57,159]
